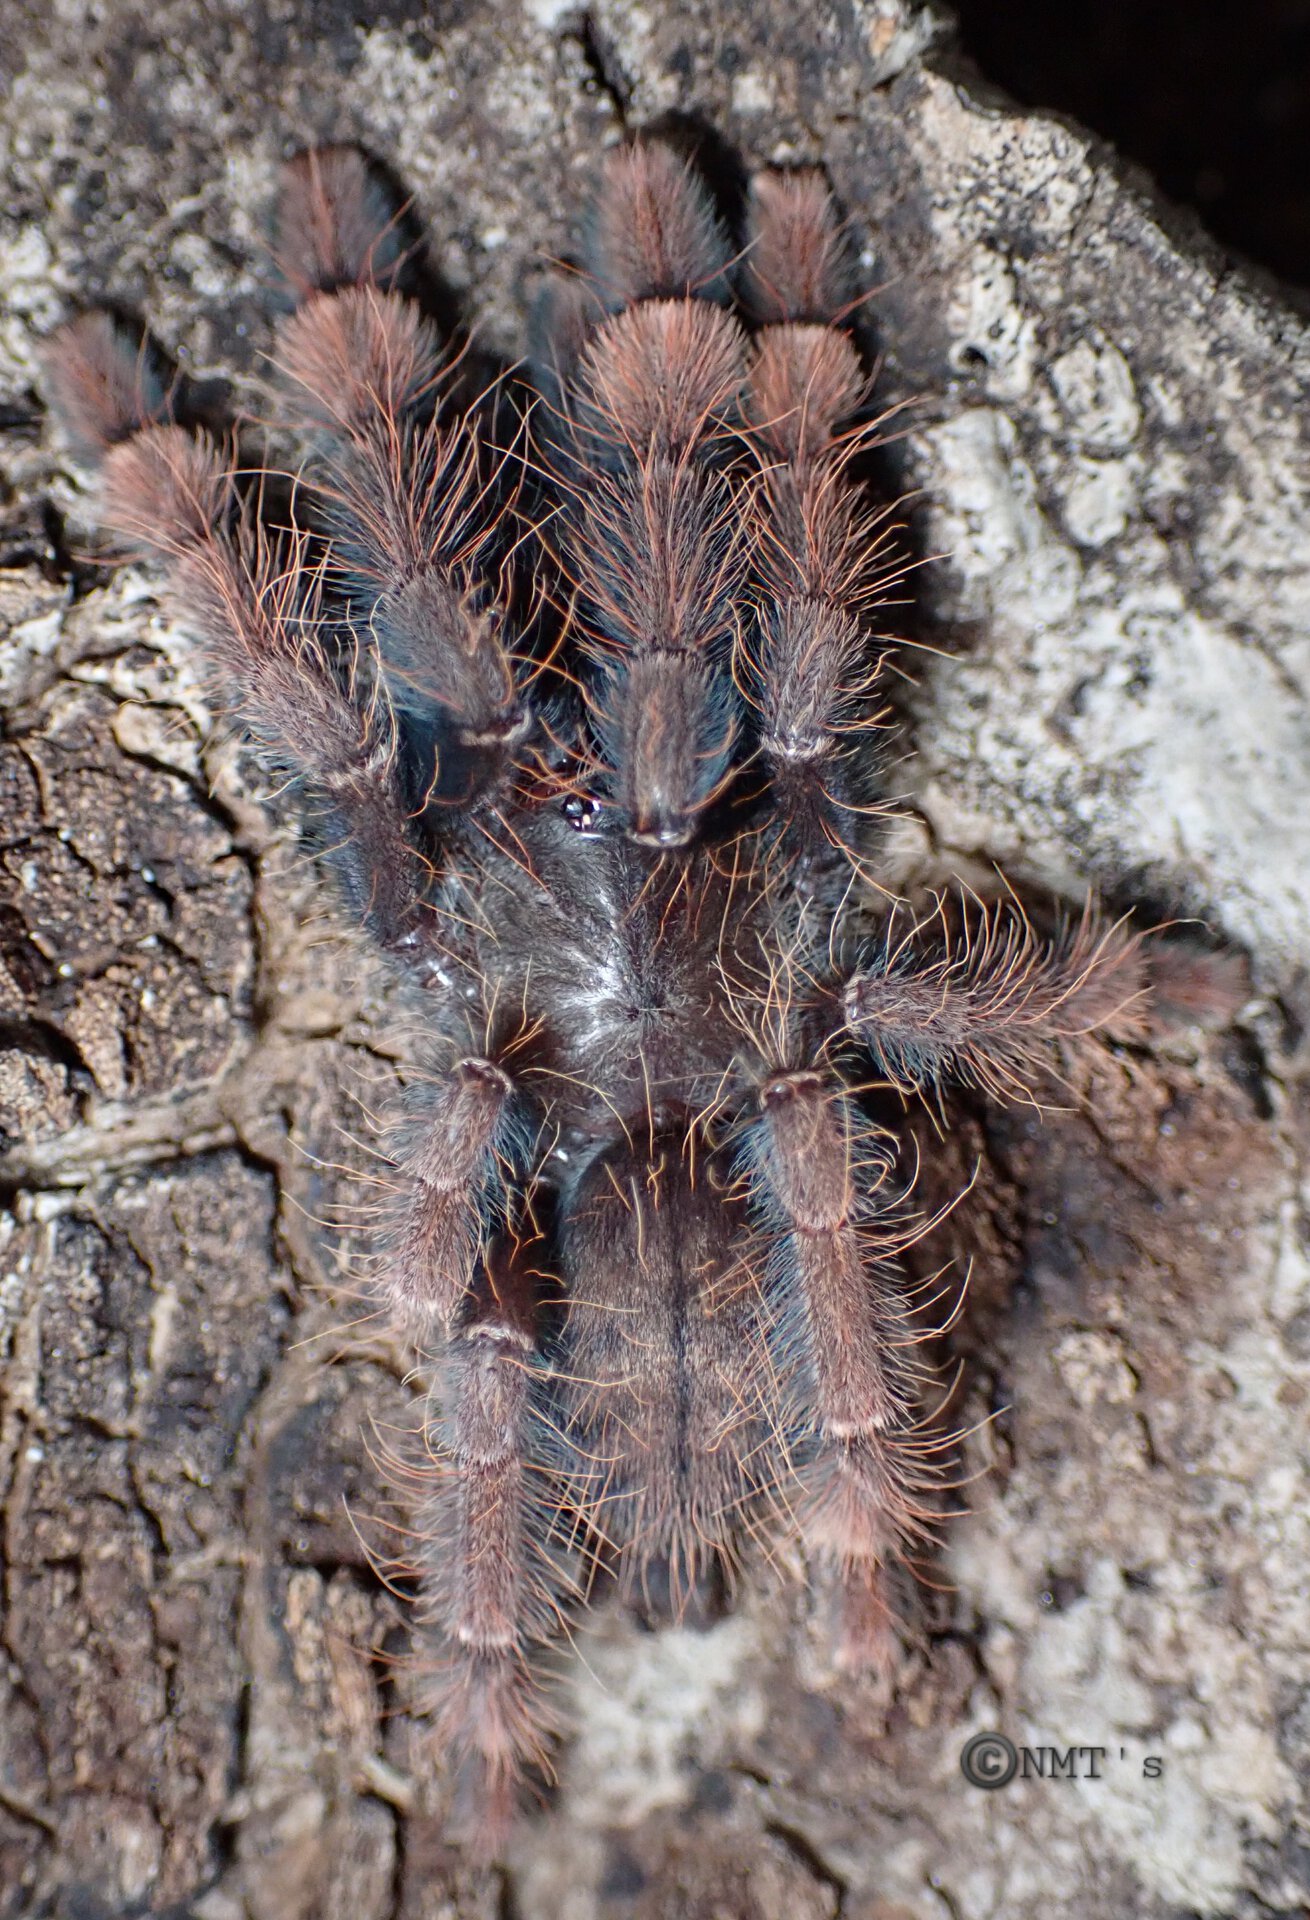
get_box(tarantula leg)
[39,310,175,460]
[549,144,750,846]
[585,140,734,311]
[275,145,415,297]
[414,1236,566,1851]
[753,1072,915,1434]
[842,899,1149,1101]
[749,1067,933,1665]
[738,171,904,873]
[527,269,604,430]
[272,152,530,808]
[557,1134,775,1609]
[43,320,431,951]
[387,1053,525,1337]
[739,169,852,330]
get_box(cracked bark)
[2,3,1309,1916]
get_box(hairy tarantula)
[44,138,1147,1843]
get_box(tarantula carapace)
[45,138,1145,1840]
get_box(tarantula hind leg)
[747,1064,944,1671]
[408,1230,568,1853]
[383,1042,533,1338]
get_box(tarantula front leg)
[738,170,906,875]
[747,1063,939,1667]
[547,144,752,846]
[43,320,431,955]
[841,900,1148,1102]
[271,149,532,813]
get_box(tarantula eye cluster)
[44,136,1146,1846]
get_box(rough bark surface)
[2,3,1308,1916]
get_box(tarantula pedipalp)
[44,138,1146,1841]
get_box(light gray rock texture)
[1,2,1308,1917]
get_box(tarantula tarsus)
[44,136,1146,1843]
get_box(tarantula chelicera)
[45,138,1146,1840]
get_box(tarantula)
[44,138,1146,1843]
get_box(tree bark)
[1,3,1308,1915]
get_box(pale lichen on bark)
[1,3,1307,1916]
